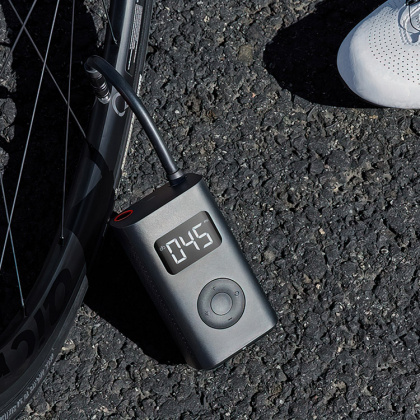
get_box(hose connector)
[84,63,111,104]
[168,168,186,186]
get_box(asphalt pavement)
[14,0,420,418]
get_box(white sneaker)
[337,0,420,108]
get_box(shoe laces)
[406,0,420,31]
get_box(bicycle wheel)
[0,1,154,418]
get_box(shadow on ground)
[264,0,384,107]
[0,1,95,327]
[0,1,180,366]
[86,232,184,366]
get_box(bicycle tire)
[0,1,154,418]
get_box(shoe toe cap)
[337,1,420,108]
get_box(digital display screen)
[155,212,222,274]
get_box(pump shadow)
[86,231,185,366]
[264,0,384,107]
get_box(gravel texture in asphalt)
[1,0,420,418]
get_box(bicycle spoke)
[0,0,61,272]
[0,173,25,312]
[0,0,38,81]
[5,0,86,138]
[101,0,118,45]
[61,0,76,241]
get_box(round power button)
[197,278,245,329]
[211,293,233,315]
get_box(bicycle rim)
[0,1,153,418]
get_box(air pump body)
[111,173,277,369]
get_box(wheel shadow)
[0,1,96,329]
[0,1,181,366]
[264,0,384,107]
